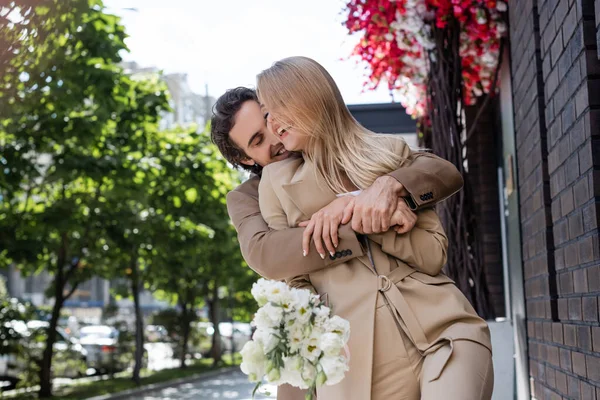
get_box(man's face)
[229,100,291,168]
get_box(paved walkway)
[125,368,277,400]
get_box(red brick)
[572,351,588,377]
[579,236,598,264]
[568,297,583,320]
[555,370,568,395]
[574,268,589,292]
[583,296,599,321]
[548,345,560,366]
[589,266,600,291]
[544,321,554,341]
[593,326,600,352]
[568,374,582,397]
[559,271,574,294]
[558,298,569,319]
[586,354,600,382]
[552,322,564,343]
[560,348,573,371]
[578,325,592,350]
[565,324,578,346]
[580,380,596,400]
[546,365,557,388]
[568,211,585,239]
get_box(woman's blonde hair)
[257,56,408,193]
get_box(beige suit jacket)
[258,137,491,400]
[226,148,464,281]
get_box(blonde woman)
[256,57,493,400]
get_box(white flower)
[312,305,330,329]
[251,279,269,306]
[291,287,311,307]
[496,1,507,12]
[319,332,345,357]
[280,356,309,389]
[254,303,283,330]
[253,328,280,353]
[325,315,351,343]
[300,332,323,362]
[287,323,305,353]
[319,356,349,386]
[293,291,313,325]
[270,282,293,305]
[240,341,267,382]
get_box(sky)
[103,0,393,105]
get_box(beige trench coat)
[258,137,491,400]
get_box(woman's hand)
[298,196,355,259]
[390,200,418,233]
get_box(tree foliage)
[1,0,255,395]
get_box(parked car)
[196,322,252,356]
[0,321,87,391]
[78,325,126,374]
[79,325,148,374]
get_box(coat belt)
[377,268,454,382]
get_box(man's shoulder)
[229,175,261,199]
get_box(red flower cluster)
[344,0,506,117]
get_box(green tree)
[144,125,250,367]
[0,0,166,395]
[98,73,170,384]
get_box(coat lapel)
[281,158,338,222]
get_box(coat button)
[329,254,335,260]
[334,251,342,259]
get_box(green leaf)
[173,196,182,208]
[184,187,198,203]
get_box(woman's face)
[266,112,309,152]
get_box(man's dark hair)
[210,87,262,175]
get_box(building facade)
[506,0,600,398]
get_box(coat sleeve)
[387,151,464,210]
[258,167,314,291]
[368,208,448,276]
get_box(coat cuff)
[323,224,364,266]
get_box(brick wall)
[509,0,600,398]
[466,98,506,318]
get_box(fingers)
[322,217,335,256]
[298,221,310,227]
[394,222,411,234]
[302,220,315,257]
[313,216,325,258]
[341,199,354,225]
[371,209,382,234]
[351,205,363,233]
[360,207,372,234]
[330,217,339,250]
[380,208,391,232]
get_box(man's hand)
[350,176,409,234]
[298,196,354,259]
[390,199,418,234]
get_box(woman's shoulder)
[260,156,304,187]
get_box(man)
[211,87,463,399]
[211,86,462,279]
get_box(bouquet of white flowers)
[240,278,350,399]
